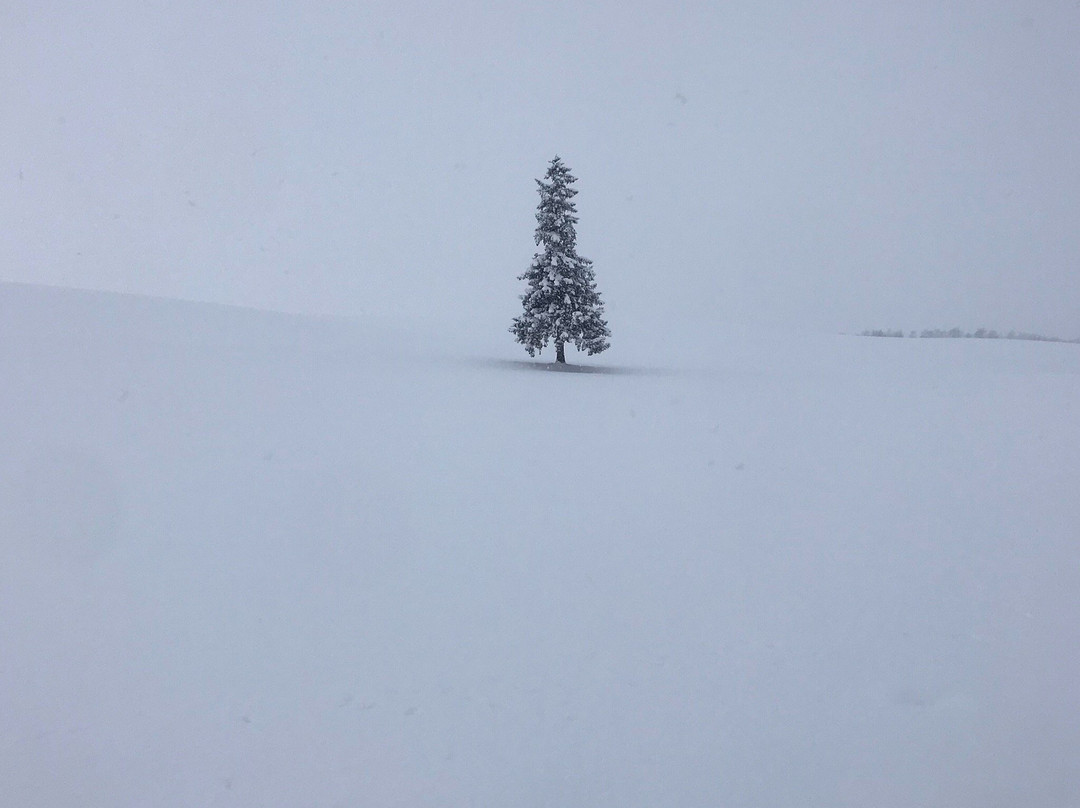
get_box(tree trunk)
[556,341,566,363]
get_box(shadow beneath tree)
[468,358,683,377]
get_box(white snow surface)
[2,282,1079,807]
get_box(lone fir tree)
[511,156,610,363]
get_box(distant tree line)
[860,328,1080,344]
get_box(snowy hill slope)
[2,282,1078,807]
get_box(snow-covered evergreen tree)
[511,156,610,363]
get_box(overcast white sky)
[3,0,1078,337]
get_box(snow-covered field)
[2,281,1078,807]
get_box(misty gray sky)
[3,1,1078,337]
